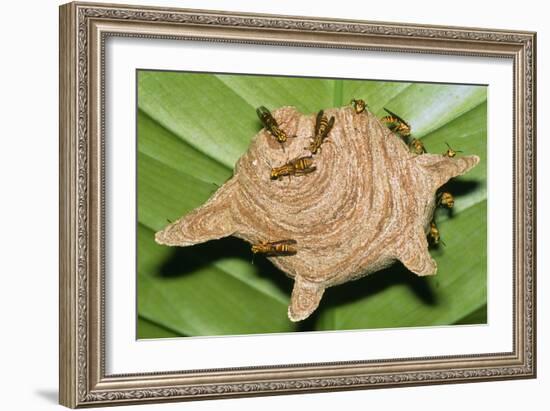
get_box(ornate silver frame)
[59,1,536,408]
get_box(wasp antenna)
[166,218,173,224]
[383,107,397,117]
[440,239,447,247]
[384,107,409,126]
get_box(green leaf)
[453,304,487,325]
[424,102,487,219]
[313,201,487,330]
[137,71,487,337]
[342,80,410,114]
[378,83,487,137]
[137,316,182,339]
[137,151,221,231]
[137,224,295,336]
[138,109,233,186]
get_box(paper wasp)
[443,142,462,158]
[350,99,367,114]
[409,138,427,155]
[381,107,411,138]
[251,239,298,256]
[437,191,455,209]
[270,156,316,180]
[307,110,335,155]
[428,221,445,246]
[256,106,293,151]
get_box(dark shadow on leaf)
[434,203,455,219]
[158,236,294,296]
[298,262,438,332]
[439,178,480,198]
[157,238,438,333]
[436,179,481,220]
[454,304,487,325]
[428,241,445,250]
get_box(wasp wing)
[288,155,312,167]
[256,106,279,129]
[321,116,335,138]
[295,165,317,175]
[272,239,298,246]
[256,106,270,128]
[383,107,410,127]
[314,110,324,135]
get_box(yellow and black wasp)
[381,107,412,139]
[443,142,462,158]
[256,106,293,151]
[437,191,455,209]
[409,138,427,155]
[251,239,298,256]
[428,221,446,246]
[307,110,335,155]
[350,99,367,114]
[270,156,316,180]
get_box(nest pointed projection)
[155,106,479,322]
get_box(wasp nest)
[155,105,479,322]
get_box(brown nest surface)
[156,105,479,321]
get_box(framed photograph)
[59,1,536,408]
